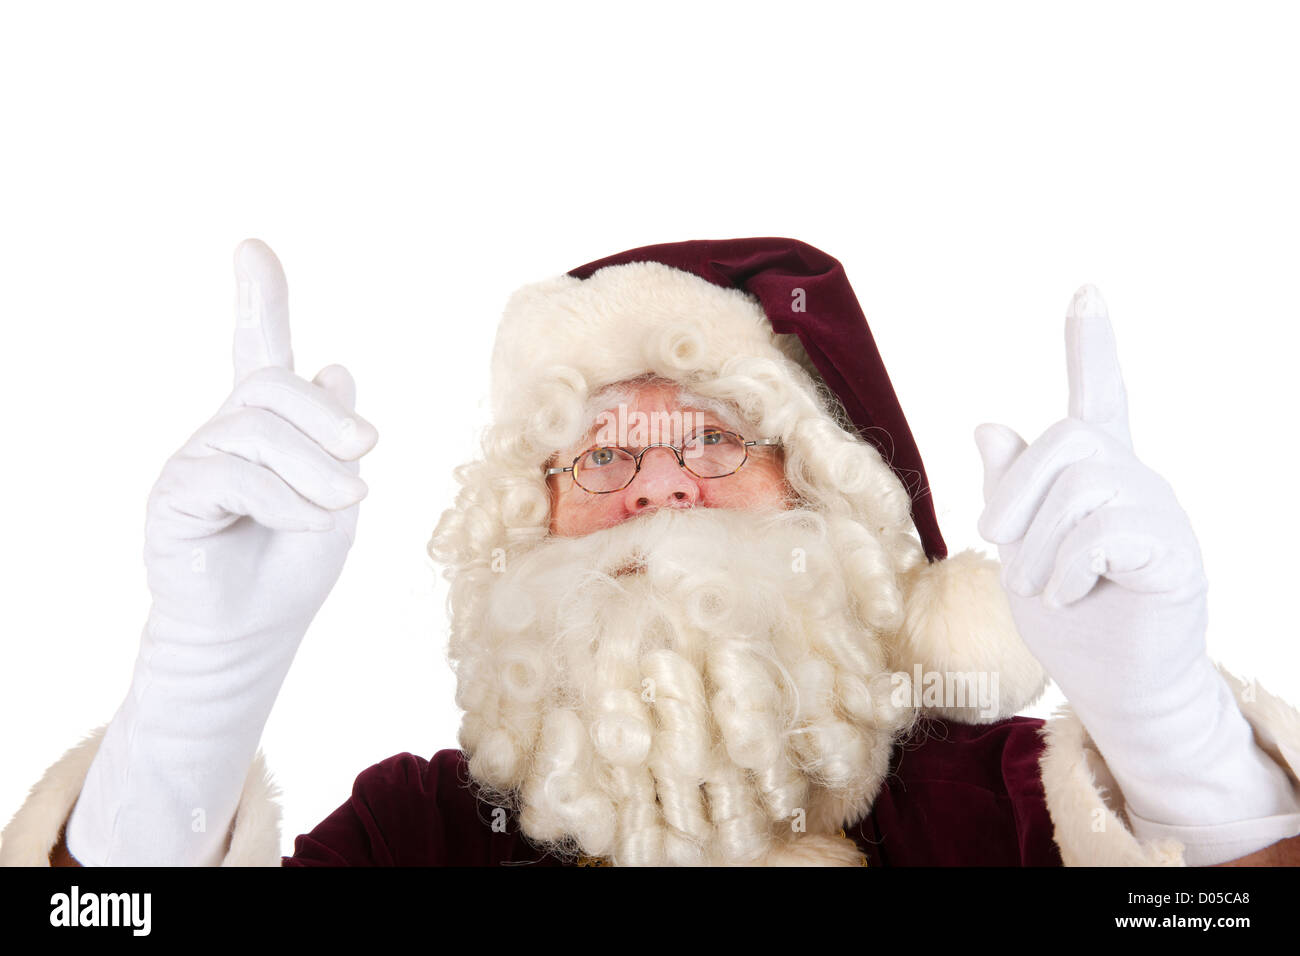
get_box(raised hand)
[67,240,378,866]
[976,285,1205,609]
[973,286,1300,864]
[145,239,378,640]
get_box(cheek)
[549,483,623,536]
[698,460,789,509]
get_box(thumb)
[974,423,1027,505]
[312,363,357,410]
[311,364,377,469]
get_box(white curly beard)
[448,505,919,866]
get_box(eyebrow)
[545,382,757,469]
[578,408,743,451]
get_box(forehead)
[609,380,687,411]
[573,380,743,448]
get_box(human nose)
[622,446,700,515]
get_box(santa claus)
[4,238,1299,867]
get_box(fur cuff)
[1038,665,1300,866]
[0,725,283,867]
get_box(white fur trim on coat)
[1038,665,1300,866]
[0,725,283,867]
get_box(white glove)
[67,239,379,866]
[974,285,1300,866]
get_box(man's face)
[547,380,789,537]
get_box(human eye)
[692,428,727,446]
[682,429,744,475]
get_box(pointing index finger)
[233,238,294,386]
[1065,284,1131,449]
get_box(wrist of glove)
[1102,658,1300,866]
[976,286,1300,865]
[1063,648,1300,864]
[68,613,303,866]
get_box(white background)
[2,1,1297,857]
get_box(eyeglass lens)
[573,430,748,492]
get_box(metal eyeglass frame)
[544,430,782,494]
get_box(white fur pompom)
[893,549,1048,723]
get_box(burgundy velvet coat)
[281,716,1063,867]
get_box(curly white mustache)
[449,505,919,866]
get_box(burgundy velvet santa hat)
[479,237,1047,722]
[567,237,947,562]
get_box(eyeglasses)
[544,429,781,494]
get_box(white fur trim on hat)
[0,725,283,867]
[491,261,795,433]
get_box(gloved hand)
[974,285,1300,865]
[67,239,379,865]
